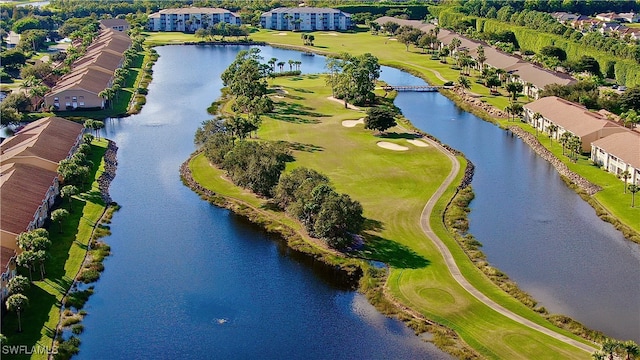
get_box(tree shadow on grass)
[378,132,420,140]
[290,87,315,93]
[271,101,327,124]
[362,218,385,232]
[1,284,57,351]
[357,232,430,269]
[287,141,324,153]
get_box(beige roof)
[0,117,83,167]
[50,67,113,95]
[73,50,123,72]
[0,162,58,236]
[374,17,576,89]
[46,28,130,100]
[592,131,640,169]
[525,96,621,137]
[99,18,129,29]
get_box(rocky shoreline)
[508,126,602,195]
[98,140,118,204]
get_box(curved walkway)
[415,136,596,353]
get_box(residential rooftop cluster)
[375,17,576,99]
[0,117,85,301]
[524,96,640,184]
[552,11,640,42]
[44,26,131,111]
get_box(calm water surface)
[77,45,450,359]
[386,67,640,342]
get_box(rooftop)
[592,131,640,169]
[524,96,621,137]
[0,117,84,167]
[0,162,58,236]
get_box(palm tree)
[268,57,277,73]
[277,61,285,72]
[621,340,640,360]
[532,112,543,136]
[6,294,29,332]
[288,59,294,71]
[457,76,471,94]
[620,170,631,193]
[546,124,558,145]
[591,351,606,360]
[506,82,523,101]
[511,102,524,121]
[504,104,514,121]
[51,209,69,233]
[629,184,640,207]
[601,339,621,360]
[476,45,486,69]
[559,132,571,155]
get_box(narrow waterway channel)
[78,45,639,358]
[76,45,450,359]
[384,67,640,342]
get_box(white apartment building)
[147,7,241,32]
[260,7,352,31]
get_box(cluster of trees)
[592,338,640,360]
[558,131,583,161]
[57,135,94,188]
[542,82,640,119]
[0,91,31,125]
[194,23,249,42]
[326,52,380,106]
[221,48,273,123]
[16,228,51,282]
[433,4,640,86]
[300,33,315,46]
[5,273,31,332]
[195,118,288,198]
[274,168,364,248]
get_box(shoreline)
[179,150,482,358]
[50,139,119,358]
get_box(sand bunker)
[342,118,364,127]
[377,141,409,151]
[407,139,429,147]
[274,32,287,36]
[274,88,289,95]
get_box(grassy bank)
[1,140,109,360]
[189,75,593,359]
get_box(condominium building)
[260,7,352,31]
[147,7,241,32]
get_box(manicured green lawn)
[191,75,593,359]
[1,140,109,360]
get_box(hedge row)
[335,5,429,20]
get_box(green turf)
[497,120,640,234]
[1,140,109,360]
[190,75,593,359]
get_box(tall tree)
[457,76,471,94]
[51,209,69,233]
[364,107,397,133]
[6,294,29,332]
[7,276,30,295]
[629,185,639,208]
[60,185,79,211]
[532,112,543,136]
[546,124,558,145]
[620,171,631,193]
